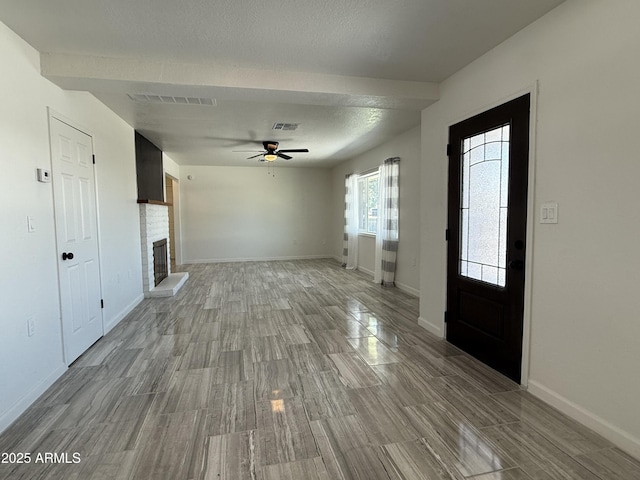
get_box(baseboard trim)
[395,282,420,297]
[103,293,144,335]
[528,380,640,458]
[357,265,374,277]
[342,264,419,297]
[1,292,144,435]
[0,364,67,434]
[187,254,334,264]
[418,316,444,338]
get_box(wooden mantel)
[137,199,173,206]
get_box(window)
[358,171,379,234]
[459,124,510,287]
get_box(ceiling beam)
[40,53,439,110]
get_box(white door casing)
[50,116,103,365]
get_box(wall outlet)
[36,168,51,183]
[27,317,35,337]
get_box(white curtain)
[374,157,400,285]
[342,174,359,270]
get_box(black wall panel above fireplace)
[135,131,164,202]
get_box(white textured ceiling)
[0,0,564,167]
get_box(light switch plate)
[540,202,558,224]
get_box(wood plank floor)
[1,259,638,479]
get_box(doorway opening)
[165,174,178,271]
[446,94,530,382]
[50,114,103,365]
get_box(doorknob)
[62,252,74,261]
[508,259,524,270]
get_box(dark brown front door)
[446,94,530,382]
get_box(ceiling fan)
[237,141,309,162]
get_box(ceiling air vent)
[127,94,216,106]
[272,122,300,131]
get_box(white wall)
[419,0,640,456]
[331,126,421,295]
[0,21,142,432]
[180,165,332,262]
[163,154,180,181]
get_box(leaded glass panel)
[459,124,510,287]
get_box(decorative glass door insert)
[459,124,510,287]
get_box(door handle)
[508,259,524,270]
[62,252,74,261]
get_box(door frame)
[48,108,105,364]
[444,83,538,386]
[164,172,182,266]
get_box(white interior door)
[50,116,103,365]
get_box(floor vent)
[127,94,216,106]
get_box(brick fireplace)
[138,201,188,297]
[135,132,187,297]
[139,202,170,293]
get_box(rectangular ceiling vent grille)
[272,122,300,131]
[127,94,216,106]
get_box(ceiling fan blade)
[277,152,292,160]
[278,149,309,153]
[233,150,264,153]
[246,153,264,159]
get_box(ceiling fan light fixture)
[264,153,277,162]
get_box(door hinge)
[445,229,450,241]
[446,144,452,156]
[444,311,449,323]
[101,299,104,309]
[92,155,96,165]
